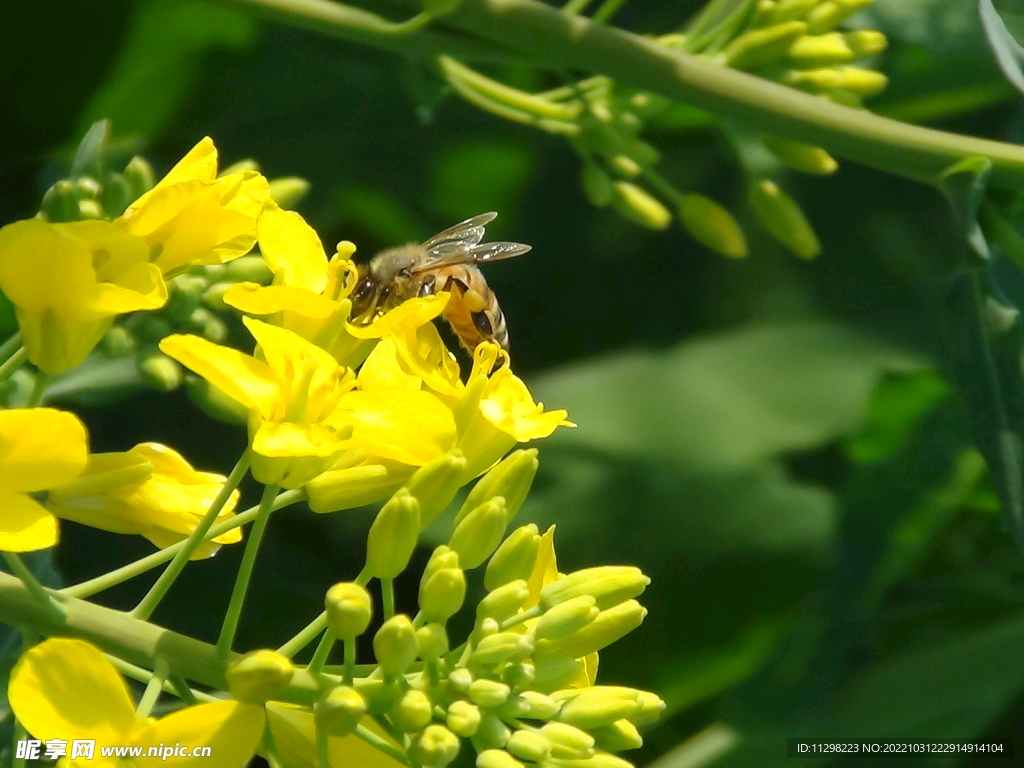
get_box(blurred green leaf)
[981,0,1024,94]
[866,0,989,59]
[431,143,535,221]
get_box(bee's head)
[350,247,420,321]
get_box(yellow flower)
[46,443,242,559]
[0,408,88,552]
[0,219,166,374]
[9,638,265,768]
[266,702,403,768]
[116,137,270,276]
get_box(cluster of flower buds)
[224,448,664,767]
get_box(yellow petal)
[266,703,404,768]
[358,338,423,393]
[119,138,219,221]
[224,283,337,319]
[241,316,341,385]
[87,262,167,314]
[345,294,449,339]
[258,204,329,293]
[160,334,278,416]
[0,220,97,316]
[479,373,573,442]
[343,390,456,466]
[390,321,463,397]
[0,490,58,552]
[0,408,88,492]
[526,525,559,603]
[253,420,350,458]
[54,221,152,283]
[136,702,265,768]
[9,638,136,746]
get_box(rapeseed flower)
[46,443,242,559]
[115,137,270,276]
[0,408,88,552]
[9,638,264,768]
[0,220,166,374]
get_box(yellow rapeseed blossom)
[46,443,242,559]
[0,408,88,552]
[266,702,404,768]
[0,219,166,374]
[9,638,265,768]
[116,137,270,276]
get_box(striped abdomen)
[437,265,509,352]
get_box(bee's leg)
[418,274,436,297]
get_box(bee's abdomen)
[441,267,509,352]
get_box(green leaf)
[865,0,989,59]
[980,0,1024,95]
[431,143,535,221]
[70,120,110,179]
[937,155,993,264]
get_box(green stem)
[171,674,198,704]
[0,348,26,387]
[590,0,629,24]
[136,658,170,717]
[308,629,337,675]
[343,634,357,684]
[107,655,218,703]
[132,453,250,620]
[278,611,328,658]
[562,0,596,16]
[25,372,49,407]
[2,553,65,623]
[0,332,23,366]
[317,727,331,768]
[216,483,280,656]
[65,489,304,599]
[381,577,396,619]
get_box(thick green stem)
[0,332,23,366]
[25,373,49,407]
[0,348,27,387]
[216,483,280,656]
[136,657,170,717]
[2,553,65,623]
[308,628,337,674]
[132,453,250,620]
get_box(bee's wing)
[421,212,498,257]
[411,241,531,273]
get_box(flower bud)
[532,658,585,693]
[782,66,888,96]
[100,326,136,358]
[447,699,482,736]
[220,159,260,176]
[410,724,461,767]
[582,162,614,207]
[724,21,808,70]
[123,155,156,201]
[449,498,508,569]
[485,525,541,591]
[786,32,854,67]
[610,155,642,178]
[476,749,523,768]
[805,0,873,35]
[39,180,79,223]
[845,29,887,58]
[611,182,671,230]
[420,567,467,624]
[592,719,644,751]
[536,595,599,640]
[477,579,531,622]
[568,753,634,768]
[268,177,311,210]
[100,173,132,219]
[518,690,559,720]
[166,275,205,323]
[406,450,468,527]
[366,488,421,579]
[472,713,511,751]
[225,649,294,704]
[202,281,232,311]
[186,308,228,343]
[306,463,411,513]
[325,582,373,637]
[630,690,667,725]
[470,632,534,667]
[185,376,249,426]
[374,614,418,677]
[354,676,403,714]
[423,546,462,589]
[457,449,538,527]
[760,136,838,175]
[78,199,104,220]
[539,722,595,760]
[678,194,748,258]
[224,254,273,284]
[506,729,550,762]
[389,689,433,732]
[138,350,183,392]
[503,661,536,691]
[556,688,641,730]
[534,601,647,660]
[747,179,821,259]
[417,623,449,660]
[468,678,511,709]
[540,567,649,611]
[764,0,816,25]
[315,685,367,736]
[448,667,474,693]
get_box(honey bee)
[349,212,531,353]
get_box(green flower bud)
[568,753,635,768]
[611,182,671,230]
[410,724,461,767]
[78,199,104,220]
[582,162,614,207]
[485,525,541,591]
[447,699,482,736]
[556,688,641,730]
[610,155,642,178]
[186,308,228,343]
[225,649,294,704]
[534,601,647,660]
[760,136,838,175]
[39,180,79,223]
[185,376,249,425]
[805,0,873,35]
[678,194,748,258]
[123,156,156,202]
[540,566,650,611]
[845,29,887,58]
[630,690,666,725]
[166,275,206,323]
[325,581,373,637]
[374,614,418,677]
[506,730,550,762]
[723,21,808,70]
[478,580,530,622]
[786,32,854,67]
[201,282,233,311]
[536,595,599,640]
[315,685,367,736]
[470,632,534,667]
[592,720,644,751]
[306,463,411,513]
[781,66,887,96]
[100,173,132,219]
[366,488,421,579]
[532,658,585,693]
[763,0,816,25]
[457,449,538,527]
[221,159,260,175]
[268,176,311,210]
[472,618,501,647]
[417,623,449,660]
[476,749,523,768]
[448,667,474,693]
[74,177,101,200]
[419,567,467,623]
[99,326,136,358]
[503,661,536,692]
[406,450,468,527]
[224,254,273,284]
[355,676,403,714]
[540,722,595,760]
[138,350,183,392]
[450,498,508,569]
[423,546,462,587]
[517,690,559,720]
[472,713,511,751]
[747,178,821,259]
[389,689,433,732]
[468,678,511,709]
